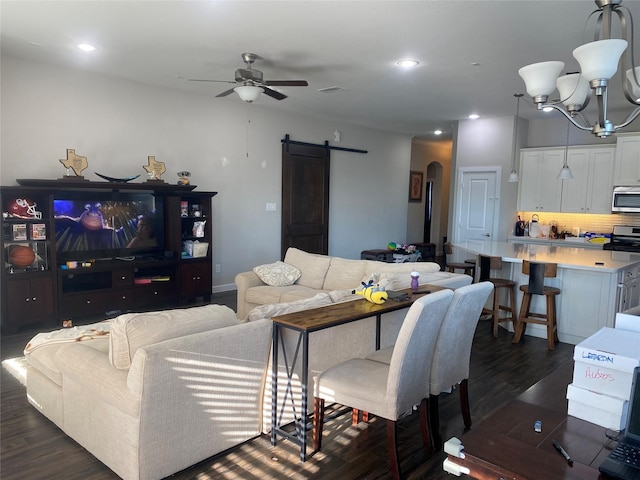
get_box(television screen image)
[53,194,163,261]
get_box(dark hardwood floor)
[1,290,574,480]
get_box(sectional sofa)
[23,249,472,480]
[235,247,473,319]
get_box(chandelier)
[518,0,640,138]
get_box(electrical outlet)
[266,203,277,212]
[215,264,221,273]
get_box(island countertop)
[453,241,640,273]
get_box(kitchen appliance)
[515,216,526,236]
[604,225,640,252]
[612,186,640,213]
[529,214,540,238]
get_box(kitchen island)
[454,241,640,344]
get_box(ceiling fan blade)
[187,78,236,84]
[216,88,237,98]
[262,87,287,100]
[265,80,308,87]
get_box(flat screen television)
[53,192,164,262]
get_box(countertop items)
[452,241,640,344]
[457,241,639,272]
[507,236,606,249]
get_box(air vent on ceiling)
[317,86,346,93]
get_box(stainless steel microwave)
[612,186,640,212]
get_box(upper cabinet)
[518,148,563,212]
[613,133,640,186]
[560,146,615,214]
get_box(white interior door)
[455,168,499,244]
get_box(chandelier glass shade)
[518,0,640,138]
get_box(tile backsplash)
[517,212,640,235]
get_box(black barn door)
[281,142,330,258]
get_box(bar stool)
[512,261,560,351]
[478,255,517,337]
[444,242,475,278]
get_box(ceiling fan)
[187,53,308,102]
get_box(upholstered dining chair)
[312,289,454,480]
[427,281,494,449]
[365,282,494,450]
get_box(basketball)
[10,245,36,268]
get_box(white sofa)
[25,305,272,480]
[235,247,473,320]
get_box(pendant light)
[558,120,574,180]
[508,94,523,182]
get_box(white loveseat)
[25,305,272,480]
[235,247,473,320]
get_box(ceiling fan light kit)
[188,52,308,102]
[234,85,262,103]
[518,0,640,138]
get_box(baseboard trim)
[212,283,236,294]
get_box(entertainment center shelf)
[1,180,217,334]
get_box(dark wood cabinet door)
[180,261,212,302]
[5,276,55,332]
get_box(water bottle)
[410,271,419,292]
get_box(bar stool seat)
[512,261,560,351]
[478,255,517,337]
[444,242,476,278]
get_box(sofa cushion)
[27,337,109,386]
[284,247,331,289]
[245,284,321,306]
[109,304,238,370]
[323,257,367,291]
[247,293,333,321]
[253,261,302,287]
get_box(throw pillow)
[253,261,302,287]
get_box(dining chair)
[312,289,454,480]
[365,282,494,450]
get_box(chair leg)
[508,285,518,327]
[459,379,471,429]
[352,408,359,426]
[313,397,325,452]
[429,394,442,451]
[418,398,432,453]
[512,293,531,344]
[386,420,401,480]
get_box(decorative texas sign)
[143,155,166,181]
[59,149,89,177]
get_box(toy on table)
[352,280,388,304]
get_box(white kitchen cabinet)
[613,133,640,186]
[560,146,615,214]
[518,148,563,212]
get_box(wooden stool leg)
[512,293,531,344]
[546,295,556,351]
[509,285,518,326]
[492,288,500,338]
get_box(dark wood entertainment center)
[1,179,217,334]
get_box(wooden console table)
[270,286,443,461]
[444,361,614,479]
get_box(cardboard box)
[573,327,640,400]
[567,383,628,430]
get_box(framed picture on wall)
[409,170,423,202]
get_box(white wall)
[1,57,412,290]
[453,115,524,241]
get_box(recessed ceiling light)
[468,114,480,120]
[397,59,419,67]
[434,129,443,135]
[78,44,96,52]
